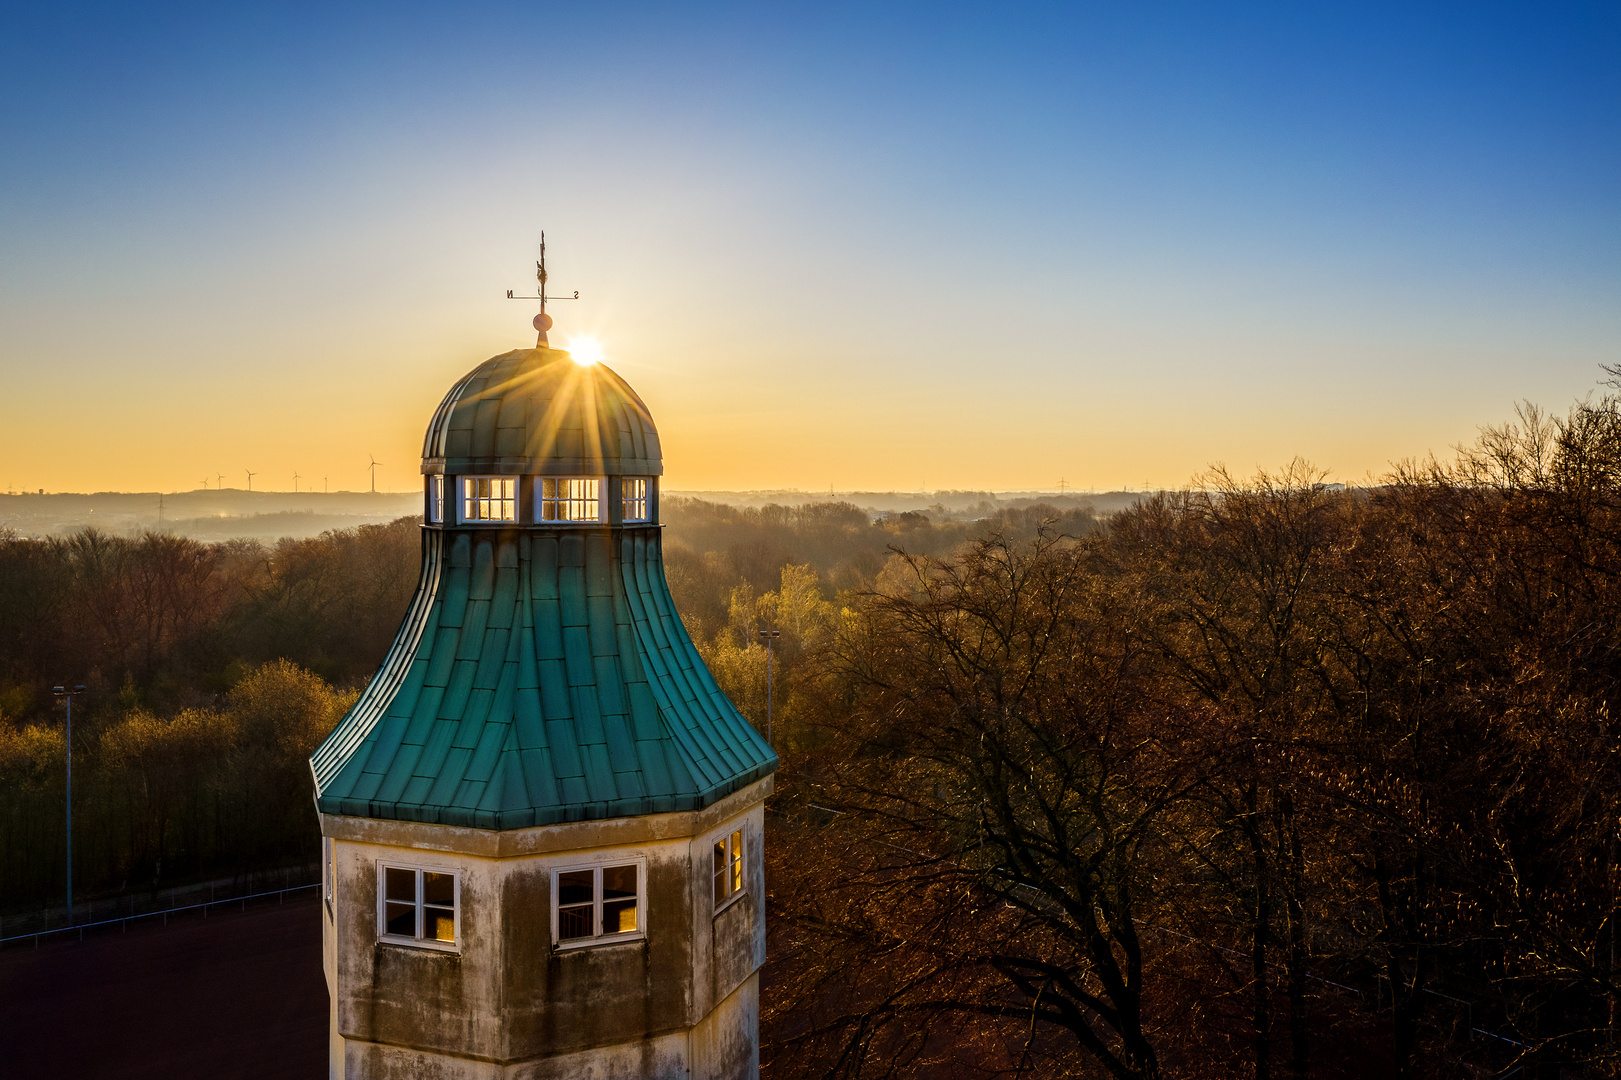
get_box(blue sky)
[1,2,1617,492]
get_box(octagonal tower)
[311,320,776,1079]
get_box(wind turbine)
[293,472,301,493]
[246,469,257,493]
[369,456,381,494]
[217,473,225,490]
[200,477,208,491]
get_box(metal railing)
[1,864,319,948]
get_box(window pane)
[462,477,518,521]
[603,898,637,934]
[730,831,744,893]
[423,872,454,906]
[385,867,416,903]
[713,840,725,874]
[714,867,727,905]
[426,906,455,942]
[558,869,593,907]
[603,864,636,900]
[622,478,649,522]
[539,477,602,522]
[385,901,416,937]
[558,904,593,941]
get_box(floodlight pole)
[757,628,781,746]
[53,684,85,923]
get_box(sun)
[567,336,603,366]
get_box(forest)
[4,392,1621,1077]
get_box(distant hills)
[0,490,421,541]
[0,488,1149,541]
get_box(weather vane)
[506,231,579,346]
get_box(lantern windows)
[461,477,518,523]
[377,863,459,951]
[426,475,445,524]
[622,478,651,522]
[539,478,601,522]
[552,860,645,948]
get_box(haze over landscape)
[8,6,1621,1080]
[3,4,1617,496]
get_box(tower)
[310,283,777,1079]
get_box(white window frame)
[375,861,461,953]
[711,827,746,913]
[426,475,445,524]
[323,837,335,918]
[460,475,518,523]
[550,857,647,950]
[621,477,651,522]
[537,477,602,523]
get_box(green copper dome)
[422,346,663,478]
[310,347,775,829]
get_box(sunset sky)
[2,3,1617,494]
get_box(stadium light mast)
[757,628,781,746]
[52,684,85,922]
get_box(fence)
[1,863,320,949]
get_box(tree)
[769,527,1191,1079]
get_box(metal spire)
[538,231,550,315]
[506,232,579,348]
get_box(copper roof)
[421,348,662,477]
[310,346,773,829]
[310,528,774,828]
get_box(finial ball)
[533,312,553,333]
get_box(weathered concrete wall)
[690,805,768,1023]
[325,891,344,1080]
[345,1029,691,1080]
[333,838,493,1058]
[499,843,694,1059]
[341,976,757,1080]
[689,973,760,1080]
[322,778,768,1078]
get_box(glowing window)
[323,837,335,918]
[426,475,445,524]
[539,478,600,522]
[622,478,650,522]
[462,476,517,522]
[553,860,644,947]
[712,829,745,909]
[377,863,459,950]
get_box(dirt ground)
[0,894,327,1079]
